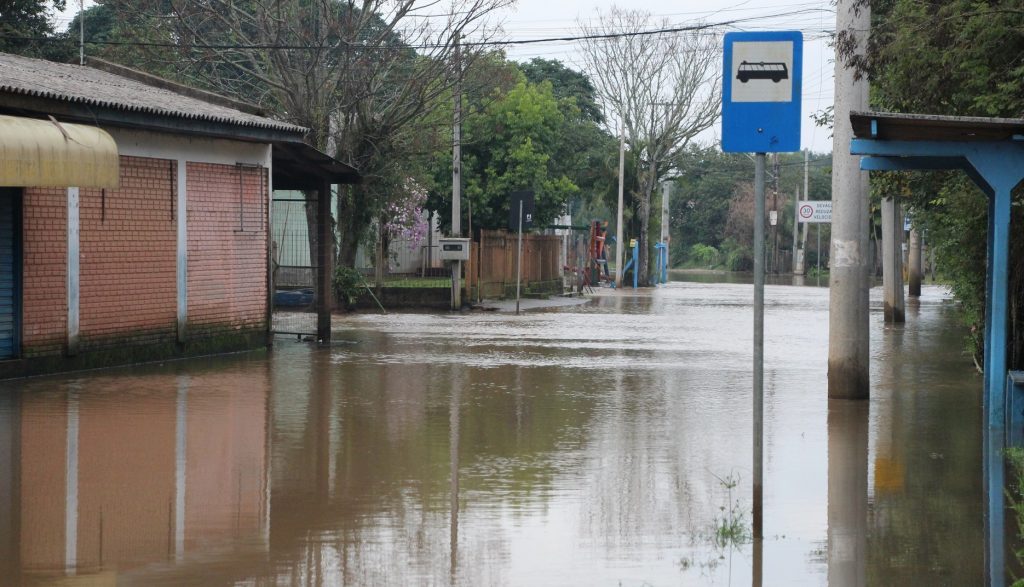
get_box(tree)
[0,0,66,59]
[848,0,1024,368]
[105,0,512,269]
[577,7,721,286]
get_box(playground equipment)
[654,241,668,285]
[613,238,639,289]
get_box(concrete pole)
[615,123,625,288]
[881,196,905,322]
[828,0,871,400]
[827,399,869,587]
[796,149,810,274]
[661,181,670,271]
[791,187,800,274]
[451,35,462,310]
[908,228,922,297]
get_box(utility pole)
[661,180,670,272]
[908,228,922,297]
[615,122,625,289]
[881,196,905,322]
[79,0,85,65]
[828,0,871,400]
[796,149,810,274]
[451,34,462,310]
[791,186,800,273]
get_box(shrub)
[333,266,363,310]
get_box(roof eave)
[0,91,306,144]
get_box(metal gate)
[270,193,319,337]
[0,189,19,359]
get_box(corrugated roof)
[850,111,1024,142]
[0,52,306,134]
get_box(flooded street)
[0,278,982,585]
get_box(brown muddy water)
[0,279,983,585]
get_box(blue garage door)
[0,191,19,360]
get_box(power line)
[8,7,833,52]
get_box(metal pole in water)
[515,200,523,315]
[753,152,765,541]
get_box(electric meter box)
[438,237,471,261]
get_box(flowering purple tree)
[382,180,430,252]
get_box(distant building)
[0,52,358,378]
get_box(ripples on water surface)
[0,280,982,585]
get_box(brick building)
[0,53,356,378]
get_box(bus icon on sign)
[737,61,789,83]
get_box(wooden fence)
[468,229,563,300]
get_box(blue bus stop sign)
[721,31,802,153]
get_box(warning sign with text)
[797,200,832,223]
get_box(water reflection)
[0,360,271,584]
[0,281,987,585]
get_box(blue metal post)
[632,241,639,289]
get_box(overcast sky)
[55,0,836,152]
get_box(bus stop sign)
[721,31,802,153]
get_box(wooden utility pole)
[828,0,872,400]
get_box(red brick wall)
[19,155,268,360]
[186,162,268,336]
[78,156,177,349]
[21,187,67,357]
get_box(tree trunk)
[336,184,373,270]
[637,159,657,287]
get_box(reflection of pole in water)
[0,390,21,580]
[752,536,762,587]
[984,428,1006,586]
[827,399,868,587]
[449,377,461,583]
[64,386,80,576]
[175,375,189,562]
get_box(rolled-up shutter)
[0,193,18,359]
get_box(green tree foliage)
[0,0,66,58]
[519,57,604,124]
[859,0,1024,367]
[668,146,832,270]
[460,79,579,229]
[427,56,615,234]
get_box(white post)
[615,123,625,288]
[67,187,79,355]
[828,0,871,400]
[177,160,188,342]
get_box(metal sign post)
[722,30,802,543]
[515,200,523,315]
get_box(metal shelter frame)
[849,110,1024,586]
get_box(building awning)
[272,140,360,191]
[0,114,119,188]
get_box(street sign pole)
[722,30,802,545]
[515,200,523,316]
[753,152,766,541]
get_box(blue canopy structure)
[849,110,1024,586]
